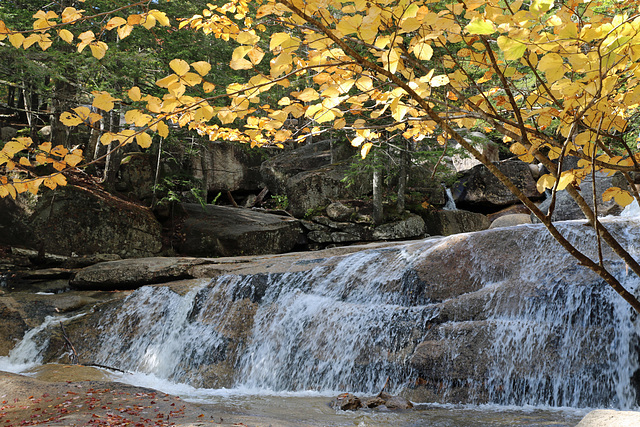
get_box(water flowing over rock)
[11,217,640,410]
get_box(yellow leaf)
[23,34,40,49]
[191,61,211,76]
[58,29,74,43]
[157,121,169,138]
[136,132,153,148]
[38,141,51,153]
[536,174,555,193]
[356,76,373,91]
[247,47,265,65]
[19,157,31,167]
[128,86,142,101]
[430,75,450,87]
[237,30,260,45]
[203,82,216,93]
[92,91,119,112]
[64,151,83,167]
[3,140,28,156]
[8,33,24,48]
[105,16,127,30]
[90,42,107,59]
[531,0,554,15]
[27,178,43,195]
[181,72,202,86]
[117,24,133,39]
[100,133,116,146]
[150,10,170,26]
[170,59,190,76]
[60,112,83,126]
[51,145,69,158]
[497,36,526,60]
[141,14,156,30]
[413,42,433,61]
[230,57,253,70]
[465,18,496,35]
[334,117,347,129]
[557,171,574,191]
[156,74,179,88]
[361,142,373,159]
[295,88,320,102]
[603,187,634,207]
[51,173,67,186]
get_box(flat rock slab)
[71,257,210,290]
[576,409,640,426]
[0,368,313,426]
[178,204,303,257]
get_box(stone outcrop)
[489,213,532,229]
[534,173,625,222]
[303,213,425,247]
[0,184,162,258]
[420,209,491,236]
[576,410,640,427]
[70,257,211,290]
[115,152,155,204]
[178,203,304,257]
[191,141,266,194]
[451,159,542,211]
[260,140,370,217]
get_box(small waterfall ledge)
[22,217,640,409]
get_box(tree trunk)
[373,166,383,225]
[396,140,408,213]
[103,109,122,187]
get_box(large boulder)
[178,203,303,257]
[191,141,266,194]
[0,184,162,258]
[451,159,541,211]
[535,173,625,222]
[286,164,371,217]
[260,141,369,217]
[115,152,155,204]
[421,209,491,236]
[260,140,353,195]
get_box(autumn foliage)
[2,0,640,308]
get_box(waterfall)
[443,187,457,210]
[25,216,640,409]
[0,314,84,373]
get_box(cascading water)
[29,216,640,410]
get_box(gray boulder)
[535,174,624,222]
[192,141,265,193]
[178,204,303,257]
[116,152,155,204]
[421,209,491,236]
[71,257,210,290]
[576,410,640,427]
[452,159,541,210]
[260,141,369,217]
[372,214,425,240]
[0,185,162,258]
[326,201,355,221]
[286,164,371,218]
[489,213,532,229]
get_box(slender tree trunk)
[103,109,122,187]
[397,140,408,213]
[373,166,383,225]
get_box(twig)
[377,377,390,397]
[59,321,79,365]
